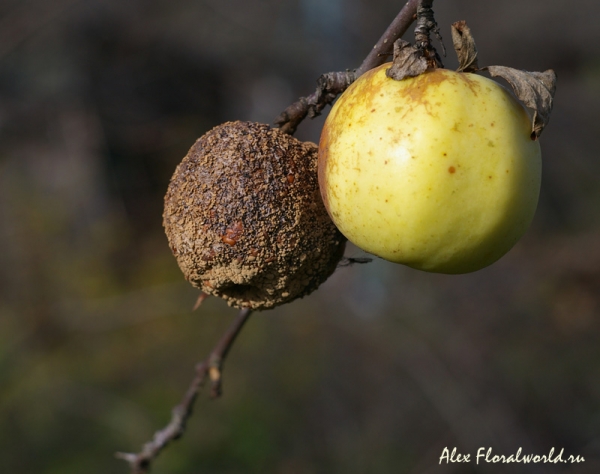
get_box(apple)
[318,64,541,274]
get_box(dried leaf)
[451,21,479,73]
[386,39,428,81]
[487,66,557,139]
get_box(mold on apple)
[164,121,345,309]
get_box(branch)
[116,3,422,471]
[387,0,444,81]
[355,0,421,77]
[275,0,420,135]
[116,308,252,474]
[413,0,444,66]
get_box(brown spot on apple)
[221,221,244,246]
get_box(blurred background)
[1,0,599,473]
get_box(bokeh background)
[1,0,599,473]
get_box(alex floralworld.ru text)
[440,447,585,465]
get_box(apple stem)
[414,0,444,69]
[385,0,445,81]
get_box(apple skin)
[318,64,541,274]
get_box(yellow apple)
[318,64,541,274]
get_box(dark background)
[1,0,599,473]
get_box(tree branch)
[356,0,421,77]
[116,308,252,474]
[116,3,422,471]
[275,0,420,135]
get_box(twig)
[192,292,210,311]
[116,308,252,474]
[275,71,356,135]
[275,0,420,135]
[413,0,444,67]
[355,0,421,77]
[387,0,443,81]
[117,3,422,471]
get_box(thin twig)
[355,0,421,77]
[117,3,422,471]
[414,0,444,67]
[116,308,252,474]
[275,0,420,135]
[192,292,210,311]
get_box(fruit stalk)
[414,0,444,69]
[386,0,444,81]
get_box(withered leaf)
[451,21,479,73]
[386,39,428,81]
[487,66,557,139]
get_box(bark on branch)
[275,0,420,135]
[275,71,356,135]
[116,2,422,471]
[116,308,252,474]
